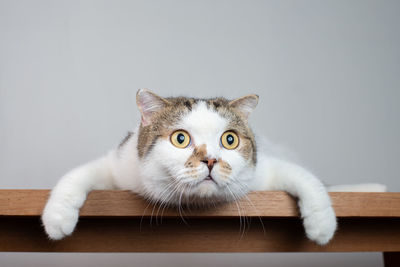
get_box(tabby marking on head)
[135,89,258,203]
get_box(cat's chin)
[194,179,219,197]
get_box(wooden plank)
[1,190,400,218]
[1,190,399,253]
[0,217,399,252]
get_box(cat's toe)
[303,207,337,245]
[41,204,79,240]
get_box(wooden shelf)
[2,190,400,218]
[1,190,399,265]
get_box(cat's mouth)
[204,175,213,181]
[202,175,217,185]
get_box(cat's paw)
[302,207,337,245]
[41,201,79,240]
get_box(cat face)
[136,89,258,206]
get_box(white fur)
[42,98,383,245]
[251,156,337,245]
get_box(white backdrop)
[1,0,399,266]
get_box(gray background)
[0,0,399,266]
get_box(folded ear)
[228,94,259,119]
[136,89,169,126]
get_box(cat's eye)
[170,130,191,148]
[221,131,239,150]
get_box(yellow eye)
[221,131,239,150]
[170,130,191,148]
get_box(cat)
[42,89,386,245]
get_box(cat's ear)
[228,94,259,119]
[136,89,169,126]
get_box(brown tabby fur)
[136,96,257,166]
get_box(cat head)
[136,89,258,206]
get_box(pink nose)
[202,158,217,172]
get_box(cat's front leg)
[42,156,115,240]
[254,157,337,245]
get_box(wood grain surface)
[1,190,400,218]
[0,190,399,253]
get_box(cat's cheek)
[217,153,247,178]
[180,167,206,181]
[210,168,229,186]
[153,140,193,169]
